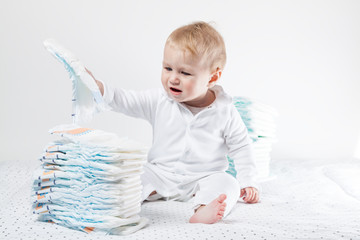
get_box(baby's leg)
[141,165,159,202]
[190,173,240,224]
[189,194,227,224]
[140,163,178,202]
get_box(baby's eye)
[164,67,172,71]
[181,71,191,76]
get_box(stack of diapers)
[32,125,149,235]
[33,39,149,235]
[227,97,278,180]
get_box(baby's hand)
[85,68,104,96]
[240,187,259,204]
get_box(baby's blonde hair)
[166,21,226,72]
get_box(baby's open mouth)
[170,87,182,93]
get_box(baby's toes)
[218,194,227,202]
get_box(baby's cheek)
[186,83,200,96]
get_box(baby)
[89,21,259,224]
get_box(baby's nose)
[170,75,180,85]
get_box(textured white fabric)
[323,163,360,200]
[102,82,259,191]
[2,158,360,239]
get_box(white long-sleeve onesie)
[103,83,258,216]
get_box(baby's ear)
[208,68,222,87]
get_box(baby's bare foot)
[189,194,227,224]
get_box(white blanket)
[1,158,359,239]
[323,163,360,201]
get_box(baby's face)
[161,44,215,107]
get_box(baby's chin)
[170,95,183,102]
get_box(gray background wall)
[1,0,359,163]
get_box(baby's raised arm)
[84,67,160,123]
